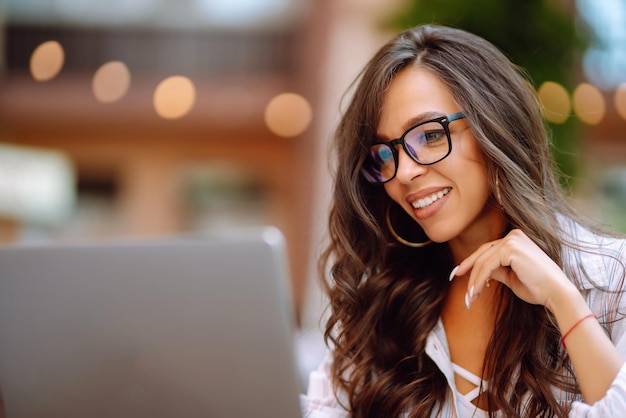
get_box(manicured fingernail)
[449,265,459,281]
[469,285,475,300]
[465,292,471,309]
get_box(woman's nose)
[394,148,427,183]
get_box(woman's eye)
[423,131,446,144]
[377,147,393,162]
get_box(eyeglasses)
[361,112,465,184]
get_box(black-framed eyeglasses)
[361,112,465,184]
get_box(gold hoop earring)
[495,169,504,210]
[385,203,432,248]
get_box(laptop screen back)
[0,227,302,418]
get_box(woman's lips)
[411,187,452,209]
[409,187,451,220]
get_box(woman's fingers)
[449,239,506,308]
[450,229,569,309]
[452,240,500,278]
[464,243,512,307]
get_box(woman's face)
[380,66,503,249]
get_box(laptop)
[0,226,303,418]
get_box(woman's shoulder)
[559,215,626,278]
[559,214,625,245]
[559,215,626,333]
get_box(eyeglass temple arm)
[448,111,465,122]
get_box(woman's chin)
[421,230,454,244]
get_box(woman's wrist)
[561,313,597,349]
[543,273,580,312]
[544,281,592,334]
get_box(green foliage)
[388,0,589,191]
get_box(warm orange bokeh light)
[92,61,132,103]
[573,83,605,125]
[30,40,65,82]
[264,93,313,137]
[153,76,196,120]
[537,81,571,124]
[615,83,626,120]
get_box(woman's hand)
[450,228,625,404]
[450,228,576,311]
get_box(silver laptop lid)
[0,226,302,418]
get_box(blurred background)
[1,0,626,383]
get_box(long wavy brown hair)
[320,24,624,417]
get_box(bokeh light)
[153,76,196,120]
[92,61,132,103]
[264,93,312,137]
[573,83,605,125]
[615,83,626,120]
[30,40,65,82]
[537,81,571,124]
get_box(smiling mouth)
[412,187,451,209]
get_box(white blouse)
[301,221,626,417]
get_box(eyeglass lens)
[362,120,450,183]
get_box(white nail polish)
[469,285,475,300]
[449,266,459,281]
[465,292,471,309]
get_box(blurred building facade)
[1,0,625,329]
[0,0,323,323]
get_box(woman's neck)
[447,207,509,265]
[442,271,501,395]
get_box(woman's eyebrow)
[399,111,445,133]
[376,111,445,141]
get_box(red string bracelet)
[561,313,597,350]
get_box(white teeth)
[412,188,451,209]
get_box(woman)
[301,25,626,417]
